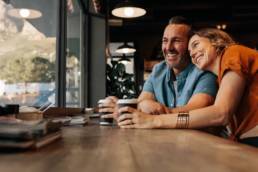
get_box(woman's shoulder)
[223,44,258,62]
[226,44,257,54]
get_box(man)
[101,16,217,118]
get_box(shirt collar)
[166,63,194,82]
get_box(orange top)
[218,45,258,140]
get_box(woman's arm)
[118,71,246,129]
[169,93,215,113]
[188,71,245,128]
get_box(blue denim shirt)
[143,61,218,107]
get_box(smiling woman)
[188,29,235,71]
[187,28,258,146]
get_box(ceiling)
[106,0,258,60]
[108,0,258,39]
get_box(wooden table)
[1,121,258,172]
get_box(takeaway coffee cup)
[98,99,113,125]
[117,99,138,116]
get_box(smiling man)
[137,16,218,114]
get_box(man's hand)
[99,96,119,120]
[138,99,170,114]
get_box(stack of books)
[0,119,62,149]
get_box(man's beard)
[165,53,190,70]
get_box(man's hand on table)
[138,99,170,115]
[99,96,119,120]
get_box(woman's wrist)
[153,115,162,128]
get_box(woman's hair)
[193,28,236,55]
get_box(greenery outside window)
[0,0,57,106]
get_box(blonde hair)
[193,28,235,55]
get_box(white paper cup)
[98,99,113,125]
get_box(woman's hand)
[117,106,159,129]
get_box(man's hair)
[168,16,192,27]
[168,16,192,38]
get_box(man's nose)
[165,41,174,51]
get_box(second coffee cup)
[117,99,138,115]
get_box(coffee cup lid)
[117,99,138,104]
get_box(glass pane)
[66,0,81,107]
[0,0,57,107]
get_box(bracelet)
[176,112,189,129]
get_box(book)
[0,131,61,149]
[0,119,62,149]
[34,130,62,148]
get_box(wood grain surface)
[1,121,258,172]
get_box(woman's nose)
[189,49,195,58]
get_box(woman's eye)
[192,42,198,48]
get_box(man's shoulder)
[186,65,217,83]
[152,61,167,73]
[190,65,215,77]
[147,61,168,80]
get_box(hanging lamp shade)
[115,43,136,54]
[8,8,42,19]
[111,1,146,18]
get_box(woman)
[117,28,258,147]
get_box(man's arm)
[137,91,155,102]
[169,93,214,113]
[168,71,218,113]
[137,91,170,114]
[139,69,218,114]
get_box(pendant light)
[118,54,131,65]
[3,0,42,19]
[111,0,146,18]
[8,8,42,19]
[115,43,136,54]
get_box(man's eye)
[174,39,182,42]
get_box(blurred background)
[0,0,257,107]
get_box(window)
[66,0,82,107]
[0,0,57,107]
[0,0,106,108]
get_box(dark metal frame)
[56,0,67,107]
[55,0,107,107]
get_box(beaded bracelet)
[176,112,189,129]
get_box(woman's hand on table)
[117,106,160,129]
